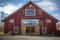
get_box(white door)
[42,27,47,34]
[14,26,18,33]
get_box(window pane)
[26,9,35,16]
[15,28,17,32]
[9,19,14,23]
[42,27,46,34]
[46,19,51,23]
[22,19,39,25]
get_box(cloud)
[0,0,58,15]
[43,0,51,1]
[54,14,60,21]
[36,1,57,12]
[0,14,1,17]
[0,13,1,21]
[32,0,40,1]
[36,0,59,21]
[0,7,3,12]
[54,14,60,17]
[0,3,22,14]
[26,0,40,1]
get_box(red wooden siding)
[2,1,58,35]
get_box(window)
[46,19,51,23]
[9,19,14,23]
[25,9,35,16]
[20,10,24,15]
[14,26,18,33]
[22,19,39,26]
[42,27,47,34]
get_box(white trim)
[25,9,35,16]
[42,27,47,34]
[14,26,18,33]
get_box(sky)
[0,0,60,22]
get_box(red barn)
[2,1,58,35]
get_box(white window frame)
[42,27,47,34]
[9,19,14,23]
[25,9,35,16]
[14,26,18,33]
[46,19,51,23]
[21,19,39,26]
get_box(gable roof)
[2,1,59,22]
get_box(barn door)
[26,26,35,35]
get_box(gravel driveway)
[0,36,60,40]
